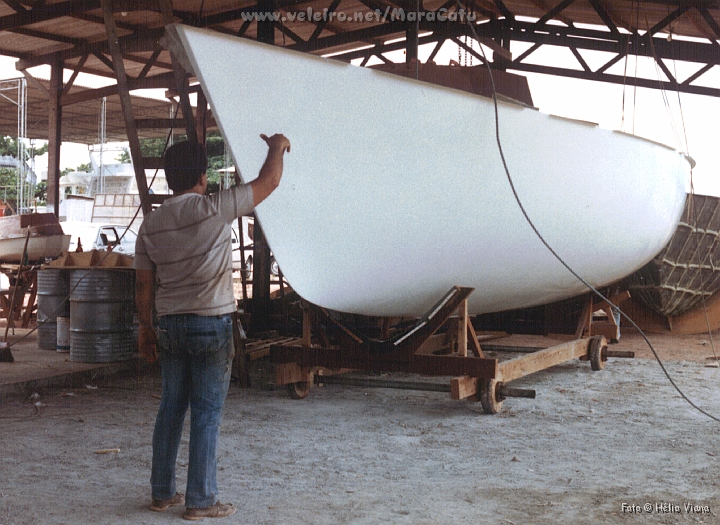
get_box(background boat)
[0,213,70,263]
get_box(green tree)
[0,136,48,209]
[116,148,130,163]
[34,180,47,205]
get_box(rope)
[455,3,720,423]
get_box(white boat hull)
[171,25,690,317]
[0,234,70,263]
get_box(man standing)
[135,134,290,520]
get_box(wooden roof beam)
[647,4,692,35]
[10,26,84,47]
[492,0,515,20]
[102,0,150,214]
[696,6,720,39]
[136,46,163,80]
[0,0,101,32]
[290,20,405,51]
[14,27,164,69]
[587,0,619,34]
[276,22,305,44]
[59,71,174,106]
[465,0,501,20]
[2,0,27,13]
[62,52,89,95]
[71,10,137,32]
[20,68,48,97]
[178,0,312,27]
[308,0,342,42]
[533,0,575,28]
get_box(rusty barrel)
[36,268,70,350]
[69,269,135,363]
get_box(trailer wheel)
[479,378,503,414]
[287,381,311,399]
[589,335,607,371]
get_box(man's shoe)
[150,492,185,511]
[183,502,236,521]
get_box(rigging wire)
[454,1,720,423]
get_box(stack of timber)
[622,193,720,333]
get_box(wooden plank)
[476,331,509,341]
[450,375,477,400]
[466,317,484,358]
[271,344,498,378]
[458,299,468,357]
[46,57,62,217]
[591,322,619,341]
[415,333,449,355]
[101,1,151,216]
[302,307,311,347]
[247,337,300,360]
[136,118,185,129]
[575,296,592,339]
[410,354,497,378]
[21,271,37,328]
[499,338,590,383]
[196,88,208,145]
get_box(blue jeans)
[151,313,234,508]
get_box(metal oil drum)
[36,268,70,350]
[69,269,135,363]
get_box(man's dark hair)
[163,141,207,193]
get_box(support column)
[406,0,420,66]
[102,0,151,215]
[257,0,275,45]
[252,0,276,333]
[47,56,62,217]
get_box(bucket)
[69,269,135,363]
[56,316,70,352]
[37,269,70,350]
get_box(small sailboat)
[168,24,691,317]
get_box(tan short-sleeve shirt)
[134,184,254,317]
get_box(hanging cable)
[455,2,720,423]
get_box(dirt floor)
[1,332,720,525]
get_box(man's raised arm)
[249,133,291,207]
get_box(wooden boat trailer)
[269,287,634,414]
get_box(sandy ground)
[1,334,720,525]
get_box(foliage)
[116,149,130,163]
[0,136,49,207]
[34,181,47,204]
[60,162,92,177]
[0,136,48,160]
